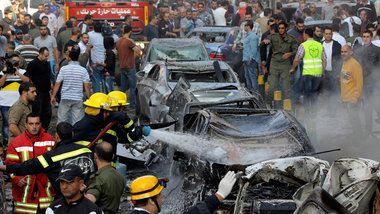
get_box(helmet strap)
[152,196,161,213]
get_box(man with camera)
[0,54,30,146]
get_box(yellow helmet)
[130,175,168,201]
[108,91,129,107]
[83,93,113,111]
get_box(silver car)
[136,60,251,123]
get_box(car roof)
[191,26,239,32]
[305,20,332,27]
[150,38,205,46]
[162,60,230,70]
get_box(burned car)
[140,37,210,70]
[165,98,314,212]
[136,60,253,123]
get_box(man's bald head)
[341,45,352,61]
[95,142,114,162]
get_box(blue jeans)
[0,106,10,143]
[291,60,303,103]
[120,68,136,108]
[104,76,115,94]
[244,60,258,91]
[91,65,105,93]
[302,75,321,114]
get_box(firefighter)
[107,91,129,173]
[0,122,95,200]
[73,92,150,148]
[5,113,56,213]
[129,172,237,214]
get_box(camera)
[3,59,19,75]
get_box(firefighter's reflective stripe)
[39,197,54,203]
[127,133,133,143]
[111,161,116,167]
[34,141,55,147]
[75,141,91,146]
[75,139,102,146]
[14,201,38,208]
[22,175,31,203]
[39,196,54,209]
[39,202,52,209]
[15,146,33,152]
[45,180,53,198]
[14,201,39,214]
[6,154,19,160]
[37,156,49,168]
[106,129,118,142]
[51,148,92,162]
[124,120,134,129]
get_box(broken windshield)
[149,45,208,62]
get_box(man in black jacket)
[353,30,380,133]
[45,164,103,214]
[158,12,177,38]
[0,122,95,200]
[129,172,237,214]
[321,26,342,116]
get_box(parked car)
[139,38,210,71]
[186,26,240,67]
[136,60,253,123]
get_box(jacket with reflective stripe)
[73,112,138,150]
[5,129,56,213]
[6,139,95,200]
[302,40,323,75]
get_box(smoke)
[304,69,380,163]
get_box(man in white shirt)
[331,19,346,46]
[213,1,227,26]
[254,2,264,18]
[321,27,342,116]
[51,48,91,125]
[39,4,58,37]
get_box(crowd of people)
[0,0,378,213]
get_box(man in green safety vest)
[290,28,326,115]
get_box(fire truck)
[65,0,153,37]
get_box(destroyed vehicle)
[140,38,209,70]
[185,26,240,67]
[136,60,253,123]
[295,158,380,214]
[170,99,314,212]
[228,156,330,214]
[179,99,313,165]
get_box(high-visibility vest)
[302,40,323,75]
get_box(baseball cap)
[56,164,84,182]
[15,29,23,34]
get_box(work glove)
[132,126,151,140]
[143,126,151,136]
[216,171,237,199]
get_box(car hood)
[168,82,248,102]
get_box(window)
[149,44,209,62]
[147,65,161,80]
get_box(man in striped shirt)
[51,47,91,125]
[14,34,39,64]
